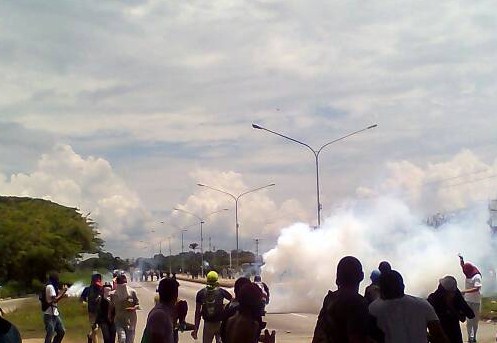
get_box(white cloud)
[0,144,150,255]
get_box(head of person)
[254,275,262,282]
[238,283,263,317]
[462,263,480,279]
[91,273,102,287]
[438,275,458,299]
[116,274,127,285]
[380,270,405,299]
[47,271,60,289]
[103,283,113,299]
[378,261,392,274]
[370,270,381,285]
[206,271,219,290]
[158,277,179,304]
[234,277,251,299]
[336,256,364,289]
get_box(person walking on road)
[369,270,448,343]
[192,271,233,343]
[111,274,140,343]
[312,256,370,343]
[43,272,68,343]
[96,283,116,343]
[459,254,482,343]
[80,273,103,343]
[143,277,179,343]
[428,275,474,343]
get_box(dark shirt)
[0,317,22,343]
[81,285,101,314]
[427,287,474,343]
[196,287,232,322]
[312,289,369,343]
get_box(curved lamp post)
[196,183,275,269]
[173,208,228,277]
[252,123,377,228]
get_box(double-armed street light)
[172,208,229,277]
[196,183,275,269]
[252,123,377,228]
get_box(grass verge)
[4,296,90,341]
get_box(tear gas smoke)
[262,196,496,313]
[66,281,86,298]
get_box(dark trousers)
[100,322,116,343]
[44,314,65,343]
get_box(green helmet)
[206,271,219,284]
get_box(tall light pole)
[196,183,275,269]
[173,208,228,277]
[252,123,377,227]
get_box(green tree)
[0,196,103,286]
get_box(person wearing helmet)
[192,271,233,343]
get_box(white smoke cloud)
[263,197,495,313]
[263,150,497,313]
[0,144,150,255]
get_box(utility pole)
[254,238,260,257]
[209,237,212,252]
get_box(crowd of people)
[312,255,482,343]
[0,254,487,343]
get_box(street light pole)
[252,123,377,227]
[196,183,275,270]
[173,208,228,277]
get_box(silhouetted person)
[312,256,369,343]
[369,270,448,343]
[222,283,275,343]
[144,277,179,343]
[378,261,391,274]
[364,270,381,304]
[428,276,474,343]
[459,254,482,343]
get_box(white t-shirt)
[44,284,59,316]
[464,274,482,304]
[369,295,439,343]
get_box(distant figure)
[253,275,270,315]
[192,271,233,343]
[364,270,381,304]
[428,276,474,343]
[369,270,448,343]
[0,307,22,343]
[143,278,179,343]
[459,254,482,343]
[43,271,68,343]
[80,273,103,343]
[222,283,275,343]
[312,256,370,343]
[110,275,139,343]
[378,261,392,274]
[96,283,116,343]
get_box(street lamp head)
[367,124,378,129]
[197,183,205,187]
[252,123,263,129]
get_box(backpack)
[39,286,51,312]
[201,288,224,322]
[86,286,102,313]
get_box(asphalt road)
[3,280,497,342]
[131,279,497,343]
[131,279,316,343]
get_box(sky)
[1,0,497,259]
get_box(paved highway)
[131,279,316,343]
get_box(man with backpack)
[80,273,103,343]
[41,271,68,343]
[192,271,233,343]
